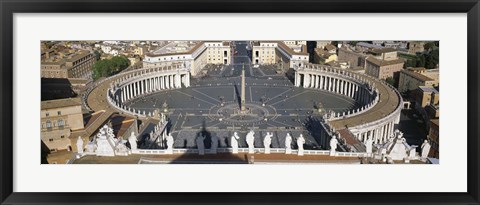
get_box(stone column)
[160,76,164,89]
[346,82,351,97]
[132,82,137,98]
[350,83,354,98]
[303,74,309,88]
[126,84,130,100]
[121,87,125,102]
[157,76,162,90]
[331,78,334,92]
[164,76,167,89]
[170,75,174,89]
[328,77,332,91]
[385,122,390,139]
[332,78,335,92]
[319,75,323,89]
[380,125,385,144]
[128,84,131,99]
[151,78,154,92]
[148,78,151,93]
[340,80,344,95]
[166,76,169,89]
[336,79,340,93]
[331,77,334,92]
[137,81,140,96]
[176,74,181,88]
[310,75,317,88]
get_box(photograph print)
[40,40,440,165]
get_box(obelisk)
[241,64,246,112]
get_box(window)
[49,139,53,142]
[57,111,61,115]
[46,112,49,117]
[46,120,52,128]
[61,135,65,139]
[58,119,65,127]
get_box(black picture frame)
[1,0,479,204]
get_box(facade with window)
[252,41,309,69]
[142,41,232,76]
[41,98,84,152]
[41,50,96,80]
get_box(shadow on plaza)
[303,116,328,150]
[168,121,248,164]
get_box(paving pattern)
[124,41,360,149]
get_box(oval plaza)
[81,41,427,164]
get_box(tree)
[92,55,130,80]
[416,55,426,67]
[424,42,436,51]
[93,50,101,61]
[425,49,439,69]
[404,58,416,68]
[386,77,396,87]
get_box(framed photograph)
[1,0,479,204]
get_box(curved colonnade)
[106,65,190,118]
[294,64,403,145]
[102,63,402,147]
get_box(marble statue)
[421,140,431,159]
[166,133,174,154]
[115,141,130,156]
[263,132,272,154]
[246,130,255,154]
[285,133,292,154]
[329,136,338,156]
[76,136,84,154]
[231,132,240,154]
[95,125,116,157]
[128,132,137,151]
[365,136,373,154]
[297,134,305,156]
[210,135,218,154]
[196,135,205,155]
[86,141,96,153]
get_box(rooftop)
[401,69,433,82]
[370,47,397,54]
[407,67,426,71]
[41,98,82,110]
[419,86,439,94]
[366,56,405,67]
[150,41,201,56]
[65,50,92,62]
[328,70,401,129]
[314,48,333,57]
[276,41,308,55]
[356,42,384,49]
[324,44,337,51]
